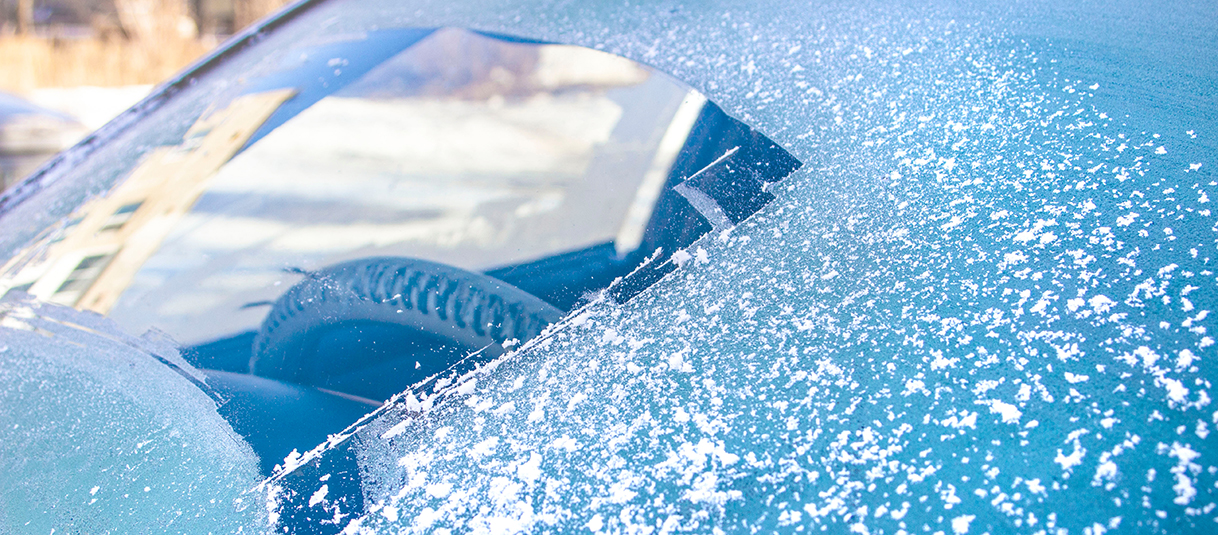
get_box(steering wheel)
[250,257,563,398]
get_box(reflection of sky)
[107,51,692,345]
[237,28,437,150]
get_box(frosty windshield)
[0,23,800,488]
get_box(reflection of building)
[2,89,293,312]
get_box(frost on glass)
[0,296,266,533]
[253,1,1215,533]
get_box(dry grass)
[0,35,211,94]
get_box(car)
[0,0,1214,533]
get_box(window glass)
[0,25,799,490]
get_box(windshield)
[5,29,689,341]
[0,26,797,399]
[0,17,800,530]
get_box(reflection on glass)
[1,29,717,395]
[0,28,799,479]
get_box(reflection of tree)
[347,28,648,102]
[114,0,195,42]
[232,0,286,31]
[346,29,540,101]
[17,0,31,35]
[0,0,208,93]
